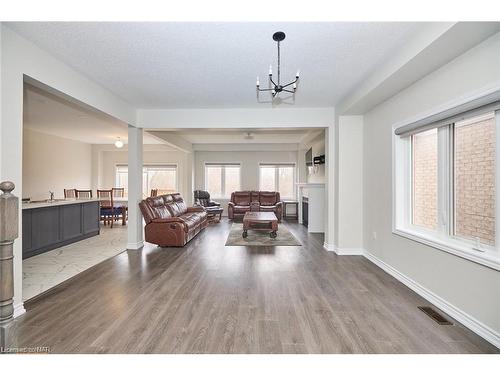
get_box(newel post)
[0,181,18,325]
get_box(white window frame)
[115,163,178,196]
[393,93,500,271]
[204,162,241,199]
[258,163,297,199]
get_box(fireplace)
[296,183,325,233]
[302,196,308,227]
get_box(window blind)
[259,163,296,167]
[394,92,500,137]
[205,162,241,166]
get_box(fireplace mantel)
[296,183,325,233]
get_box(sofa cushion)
[146,196,173,219]
[233,205,251,213]
[172,193,188,214]
[233,191,251,205]
[259,192,278,206]
[164,194,187,217]
[179,211,206,232]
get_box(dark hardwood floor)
[7,219,499,353]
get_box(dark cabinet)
[32,207,61,248]
[22,201,100,259]
[83,202,100,234]
[61,204,83,240]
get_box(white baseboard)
[323,242,335,252]
[126,241,144,250]
[13,303,26,318]
[363,249,500,349]
[323,242,364,255]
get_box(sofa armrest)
[187,206,205,213]
[275,201,283,221]
[209,200,221,207]
[228,201,235,207]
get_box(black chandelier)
[256,31,300,101]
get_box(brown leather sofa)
[139,193,208,247]
[228,191,283,221]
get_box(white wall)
[138,107,335,129]
[336,116,364,251]
[303,132,326,184]
[363,32,500,337]
[194,149,299,215]
[97,145,191,203]
[23,129,92,200]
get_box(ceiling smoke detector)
[244,132,254,140]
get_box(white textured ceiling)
[8,22,429,109]
[23,84,162,144]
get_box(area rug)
[225,223,302,246]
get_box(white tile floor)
[22,225,128,301]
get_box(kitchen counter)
[22,199,100,259]
[22,198,102,210]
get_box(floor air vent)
[418,306,453,325]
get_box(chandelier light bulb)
[296,70,300,78]
[256,76,260,86]
[269,65,272,75]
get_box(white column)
[127,125,144,250]
[335,116,364,255]
[185,151,194,205]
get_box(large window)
[205,163,241,198]
[259,164,296,199]
[454,113,496,246]
[412,128,438,230]
[115,164,177,198]
[394,105,499,269]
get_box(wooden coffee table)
[242,211,278,238]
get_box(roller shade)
[394,91,500,137]
[259,163,296,167]
[205,162,241,166]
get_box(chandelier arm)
[281,77,298,89]
[257,87,275,92]
[269,76,278,87]
[282,89,296,94]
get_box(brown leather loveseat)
[139,193,208,247]
[228,191,283,221]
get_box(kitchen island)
[22,199,100,259]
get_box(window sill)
[393,227,500,271]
